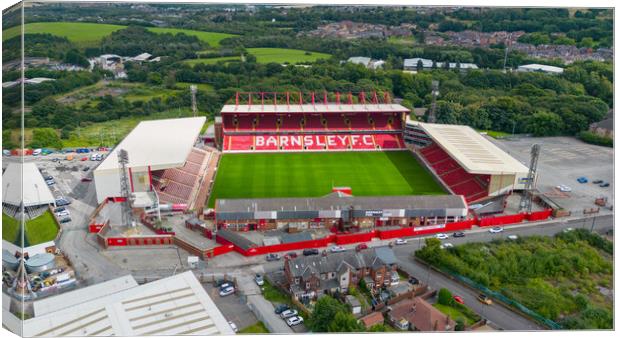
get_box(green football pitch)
[207,151,445,207]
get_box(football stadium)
[89,91,548,257]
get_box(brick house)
[388,297,456,331]
[284,247,398,300]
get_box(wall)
[335,231,376,245]
[478,213,526,227]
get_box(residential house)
[359,311,384,329]
[284,247,398,300]
[388,297,456,331]
[589,117,613,139]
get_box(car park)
[453,295,464,304]
[355,243,368,251]
[280,309,298,319]
[453,232,465,238]
[266,253,281,261]
[228,321,238,333]
[440,243,453,249]
[303,248,319,256]
[435,233,449,240]
[489,227,504,233]
[274,304,290,314]
[219,286,235,297]
[477,293,493,305]
[577,176,588,183]
[395,238,408,245]
[330,245,346,253]
[255,274,264,286]
[600,182,610,187]
[286,316,304,327]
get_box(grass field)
[208,151,445,207]
[24,211,58,245]
[2,213,20,243]
[186,48,331,66]
[2,211,58,246]
[239,321,270,334]
[3,22,236,48]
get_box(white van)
[90,153,98,161]
[33,149,42,156]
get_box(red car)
[453,295,464,304]
[284,252,298,259]
[81,177,93,182]
[355,243,368,251]
[81,157,88,161]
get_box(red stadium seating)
[374,134,403,149]
[151,147,209,205]
[418,143,490,202]
[224,133,405,152]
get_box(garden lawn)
[2,213,20,243]
[433,303,477,325]
[185,48,331,66]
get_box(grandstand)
[404,120,529,202]
[94,117,212,209]
[217,92,409,152]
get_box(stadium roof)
[23,271,233,337]
[414,122,529,175]
[216,192,467,213]
[2,162,55,207]
[220,103,410,114]
[96,117,206,172]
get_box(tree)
[455,318,465,331]
[147,73,163,85]
[327,311,364,332]
[30,128,62,149]
[2,130,15,149]
[525,111,565,136]
[438,288,453,306]
[368,324,390,332]
[309,295,350,332]
[164,72,176,89]
[417,59,424,72]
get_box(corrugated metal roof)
[2,162,55,207]
[412,121,529,175]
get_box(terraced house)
[284,247,398,300]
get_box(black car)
[274,304,290,314]
[600,182,610,187]
[303,248,319,256]
[60,218,72,224]
[266,253,280,261]
[82,166,90,171]
[408,276,419,285]
[593,179,603,184]
[54,207,66,213]
[453,232,465,238]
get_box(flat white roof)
[23,271,233,337]
[221,103,410,114]
[96,117,206,172]
[2,162,55,207]
[413,121,529,175]
[518,64,564,73]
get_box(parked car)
[280,309,298,319]
[286,316,304,327]
[600,182,610,187]
[274,304,290,314]
[59,217,72,224]
[453,295,464,304]
[453,232,465,238]
[55,198,71,206]
[284,252,298,259]
[303,248,319,256]
[219,282,233,290]
[435,233,449,240]
[440,243,453,249]
[215,279,232,287]
[355,243,368,251]
[577,176,588,183]
[228,321,238,333]
[563,227,574,233]
[82,166,90,171]
[408,276,419,285]
[489,227,504,233]
[390,271,400,285]
[32,149,42,156]
[81,177,93,182]
[330,245,346,253]
[477,293,493,305]
[51,158,60,162]
[90,153,98,161]
[45,178,55,185]
[55,211,70,218]
[508,235,519,240]
[593,179,603,184]
[219,286,235,297]
[395,238,408,245]
[266,253,280,261]
[556,185,572,192]
[54,207,66,213]
[255,274,264,286]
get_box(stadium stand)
[151,147,210,205]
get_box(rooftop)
[390,297,455,332]
[2,162,55,207]
[220,103,410,115]
[95,117,205,172]
[518,63,564,74]
[412,121,529,175]
[24,271,233,337]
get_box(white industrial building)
[517,63,564,75]
[93,116,206,203]
[18,271,234,337]
[2,162,55,210]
